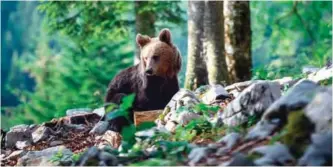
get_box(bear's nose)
[145,68,153,75]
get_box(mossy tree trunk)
[224,1,251,82]
[185,1,208,90]
[134,1,155,64]
[204,1,230,85]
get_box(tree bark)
[204,1,230,85]
[184,1,208,90]
[134,1,155,64]
[224,1,252,82]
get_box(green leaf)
[119,94,135,110]
[136,121,156,131]
[105,109,128,121]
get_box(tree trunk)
[184,1,208,90]
[224,1,251,82]
[134,1,155,64]
[203,1,230,85]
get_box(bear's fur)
[105,29,182,130]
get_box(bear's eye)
[152,55,160,61]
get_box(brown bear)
[104,29,182,131]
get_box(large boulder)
[16,146,73,166]
[220,81,281,126]
[304,86,332,133]
[5,125,32,149]
[298,132,332,166]
[246,79,320,140]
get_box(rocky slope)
[1,65,332,166]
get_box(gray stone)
[249,143,295,166]
[98,151,118,165]
[221,81,281,126]
[206,158,219,166]
[74,147,100,166]
[32,126,52,143]
[188,147,210,166]
[304,86,332,133]
[5,124,32,149]
[307,65,332,83]
[89,121,109,135]
[217,132,241,149]
[177,111,201,125]
[4,150,27,160]
[302,65,320,74]
[66,108,92,116]
[93,106,106,117]
[201,84,229,104]
[247,80,319,140]
[165,89,201,114]
[17,145,72,166]
[298,132,332,166]
[221,153,255,166]
[245,119,280,140]
[262,79,319,122]
[49,140,64,147]
[16,141,32,149]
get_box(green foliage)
[251,1,332,79]
[129,158,177,166]
[174,117,212,142]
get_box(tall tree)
[185,1,208,90]
[134,1,155,64]
[204,1,230,85]
[224,1,251,82]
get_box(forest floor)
[1,65,332,166]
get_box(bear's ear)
[159,28,172,44]
[136,34,151,48]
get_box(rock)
[32,126,52,143]
[177,111,201,125]
[262,79,319,122]
[89,121,109,135]
[304,86,332,133]
[164,121,177,133]
[66,108,92,116]
[249,143,295,166]
[307,65,332,83]
[217,132,241,149]
[188,147,210,165]
[16,141,32,149]
[4,150,27,160]
[165,89,201,114]
[206,158,219,166]
[221,153,255,166]
[298,132,332,166]
[74,147,100,166]
[201,85,229,104]
[97,130,122,149]
[17,146,72,166]
[247,79,319,140]
[5,124,32,149]
[49,140,64,147]
[221,81,281,126]
[215,133,241,156]
[245,118,280,140]
[98,151,118,166]
[75,146,117,166]
[63,123,87,132]
[302,65,320,74]
[93,106,106,117]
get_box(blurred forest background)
[1,1,332,129]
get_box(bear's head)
[136,29,182,78]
